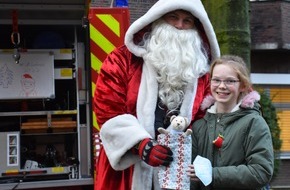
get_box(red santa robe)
[93,0,220,189]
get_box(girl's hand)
[186,164,200,181]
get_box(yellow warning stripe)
[90,52,102,73]
[91,82,96,97]
[89,23,115,55]
[91,81,99,131]
[89,12,123,132]
[96,14,120,37]
[93,110,99,131]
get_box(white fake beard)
[142,20,209,110]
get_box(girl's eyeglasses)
[211,78,240,87]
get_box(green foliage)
[258,90,282,178]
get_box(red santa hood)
[125,0,220,61]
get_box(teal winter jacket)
[191,91,274,190]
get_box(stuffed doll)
[158,115,192,136]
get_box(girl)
[187,55,274,190]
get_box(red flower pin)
[213,134,224,148]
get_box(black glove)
[136,138,173,167]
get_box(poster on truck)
[0,51,54,99]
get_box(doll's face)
[171,116,187,131]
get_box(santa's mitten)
[137,138,173,167]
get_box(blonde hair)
[210,55,252,98]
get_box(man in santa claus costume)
[93,0,220,189]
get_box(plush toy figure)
[158,115,192,136]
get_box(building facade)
[250,0,290,188]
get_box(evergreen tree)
[259,90,282,178]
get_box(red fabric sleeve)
[93,46,143,127]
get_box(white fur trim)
[179,80,198,122]
[125,0,220,59]
[100,114,151,170]
[136,62,158,138]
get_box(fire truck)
[0,0,130,189]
